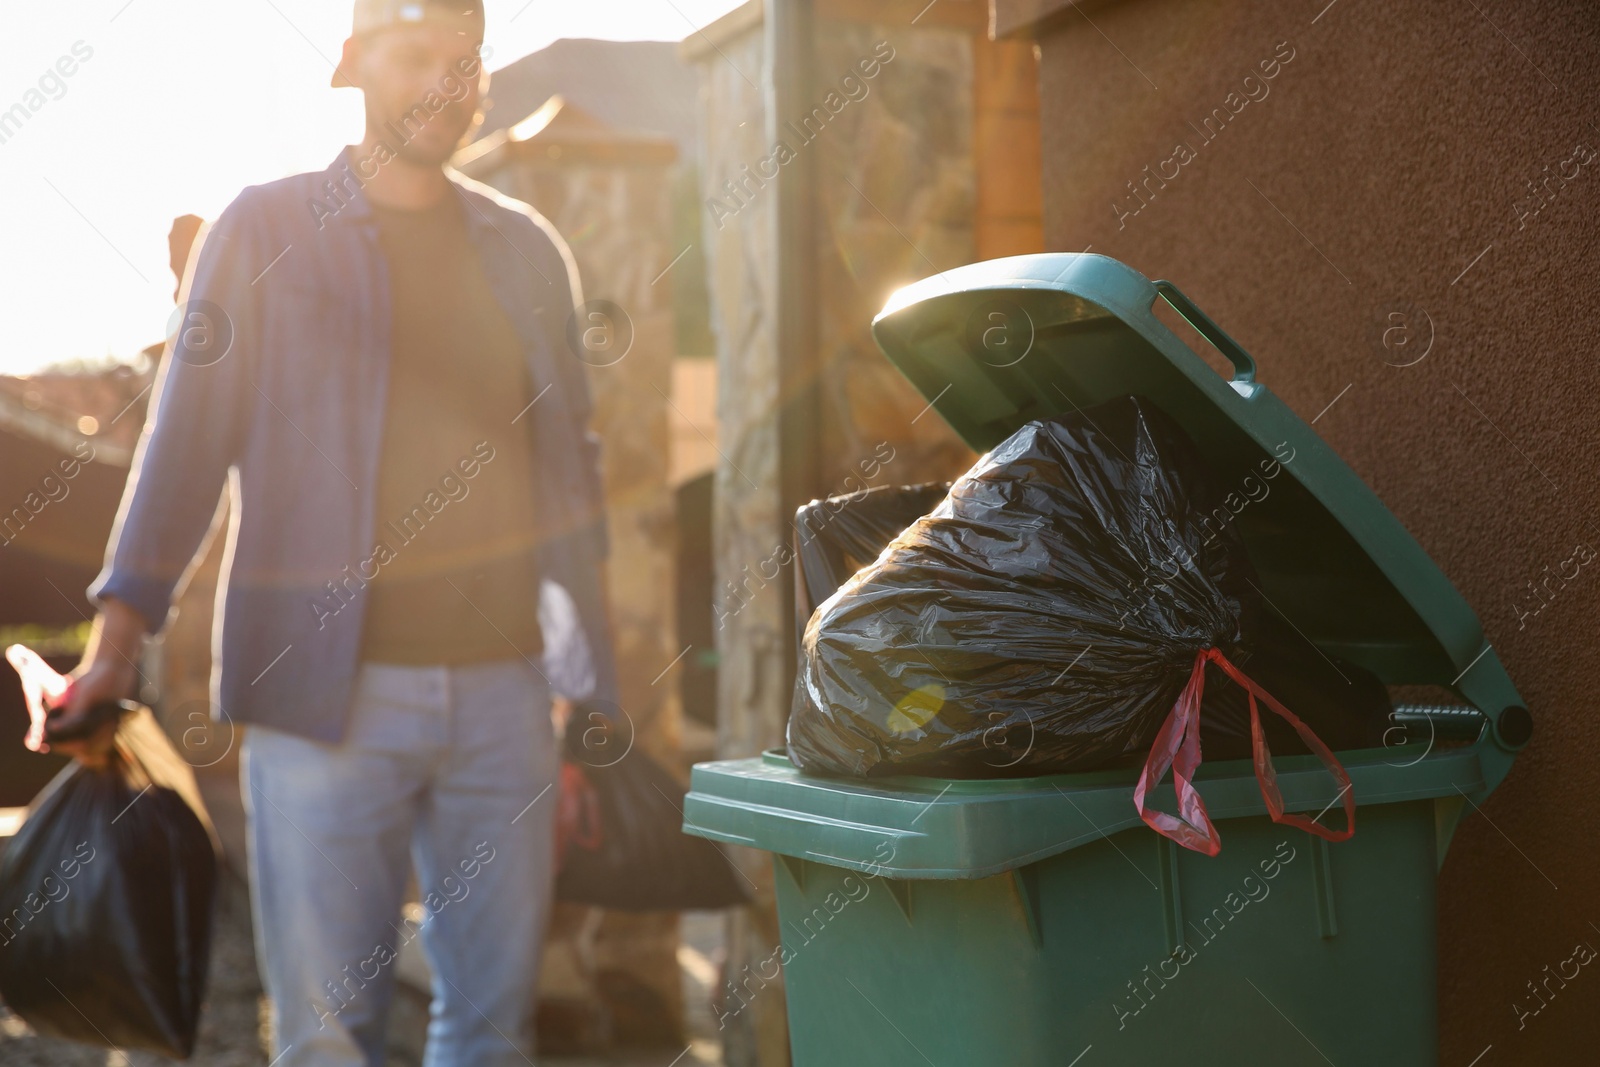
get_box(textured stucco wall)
[1023,0,1599,1057]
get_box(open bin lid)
[874,253,1475,685]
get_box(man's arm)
[89,195,260,633]
[65,195,262,758]
[533,215,620,710]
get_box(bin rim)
[683,744,1487,881]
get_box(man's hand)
[551,696,574,737]
[51,597,147,766]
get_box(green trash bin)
[682,253,1530,1066]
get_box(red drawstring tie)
[1133,647,1356,856]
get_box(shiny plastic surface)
[788,396,1386,790]
[555,716,750,912]
[870,253,1528,804]
[0,721,216,1057]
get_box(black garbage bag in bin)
[787,480,1389,770]
[0,709,217,1059]
[793,481,952,632]
[787,395,1381,853]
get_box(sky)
[0,0,741,376]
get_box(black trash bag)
[787,396,1372,853]
[555,710,750,912]
[787,479,1391,774]
[0,712,217,1059]
[793,482,953,635]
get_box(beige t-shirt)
[357,193,544,664]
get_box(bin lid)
[871,253,1476,684]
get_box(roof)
[474,38,700,161]
[0,361,152,467]
[454,94,678,173]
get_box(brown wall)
[974,36,1044,261]
[1014,0,1599,1057]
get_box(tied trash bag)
[787,395,1370,854]
[788,483,1389,769]
[1,646,218,1059]
[555,704,750,911]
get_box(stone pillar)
[681,9,792,1063]
[686,1,1041,1063]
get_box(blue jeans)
[242,659,559,1066]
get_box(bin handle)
[1152,281,1257,384]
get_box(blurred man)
[55,2,616,1063]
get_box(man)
[54,2,616,1063]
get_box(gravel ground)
[0,875,722,1067]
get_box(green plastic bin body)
[693,748,1469,1065]
[683,254,1528,1066]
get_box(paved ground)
[0,875,724,1067]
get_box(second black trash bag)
[787,395,1365,853]
[555,710,751,912]
[1194,609,1390,762]
[793,481,952,631]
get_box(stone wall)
[810,16,981,492]
[690,18,794,1064]
[687,2,1041,1062]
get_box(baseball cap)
[333,1,486,87]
